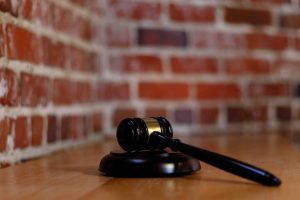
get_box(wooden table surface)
[1,132,300,200]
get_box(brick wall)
[1,0,300,166]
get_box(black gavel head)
[116,117,173,151]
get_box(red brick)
[0,68,18,106]
[246,33,288,50]
[21,73,49,106]
[76,81,91,103]
[169,3,215,23]
[93,113,103,133]
[295,84,300,97]
[90,22,102,45]
[52,5,75,35]
[70,0,88,7]
[248,83,290,97]
[225,7,271,26]
[42,37,67,68]
[145,108,167,118]
[69,46,89,71]
[139,82,189,100]
[174,108,193,124]
[21,0,33,18]
[89,52,101,73]
[21,73,36,107]
[76,116,84,138]
[138,28,160,46]
[0,0,12,14]
[82,115,93,136]
[6,24,42,64]
[106,24,132,47]
[0,118,12,152]
[196,83,241,100]
[296,38,300,51]
[22,0,54,27]
[53,79,74,105]
[113,108,137,127]
[109,0,161,21]
[76,17,92,41]
[0,25,4,56]
[161,30,188,47]
[61,116,82,140]
[35,76,50,106]
[192,31,243,49]
[110,55,162,73]
[89,0,104,15]
[224,57,271,75]
[47,115,57,143]
[280,14,300,29]
[227,106,268,123]
[298,108,300,119]
[170,56,218,74]
[14,116,29,149]
[138,28,187,47]
[31,116,43,146]
[276,106,291,121]
[199,107,219,124]
[89,0,104,14]
[97,82,129,101]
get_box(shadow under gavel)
[103,117,281,186]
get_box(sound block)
[99,150,201,177]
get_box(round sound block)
[99,150,201,177]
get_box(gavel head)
[116,117,173,151]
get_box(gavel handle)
[152,132,281,186]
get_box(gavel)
[116,117,281,186]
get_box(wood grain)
[0,132,299,200]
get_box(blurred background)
[0,0,300,166]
